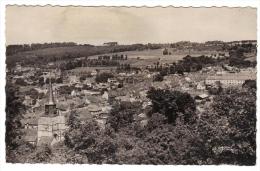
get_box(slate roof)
[38,116,66,125]
[24,135,37,142]
[23,117,38,125]
[24,129,37,142]
[206,74,256,81]
[88,104,101,112]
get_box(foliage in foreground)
[6,86,256,165]
[62,87,256,165]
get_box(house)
[68,75,80,84]
[107,78,117,84]
[82,90,100,96]
[88,104,102,116]
[24,117,38,129]
[38,115,67,143]
[71,90,80,97]
[85,97,91,105]
[24,135,37,146]
[108,90,126,102]
[91,70,98,76]
[196,82,206,90]
[107,78,119,87]
[102,91,109,101]
[24,136,37,146]
[195,93,209,100]
[101,105,112,114]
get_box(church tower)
[44,76,57,116]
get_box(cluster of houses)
[9,50,257,148]
[13,64,152,146]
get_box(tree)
[6,82,25,159]
[28,145,52,163]
[95,72,114,83]
[56,77,63,84]
[79,75,87,82]
[153,73,164,82]
[65,116,118,164]
[242,80,256,89]
[147,88,196,124]
[25,88,40,100]
[15,78,27,86]
[196,88,256,165]
[106,102,141,132]
[38,77,45,86]
[115,122,200,165]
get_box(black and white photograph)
[3,4,258,166]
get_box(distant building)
[103,42,118,46]
[205,73,256,88]
[91,70,98,76]
[227,40,257,47]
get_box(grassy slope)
[7,45,228,68]
[89,48,222,66]
[11,46,111,57]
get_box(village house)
[107,78,119,85]
[23,95,34,106]
[196,81,206,90]
[91,70,98,76]
[88,104,102,116]
[24,117,38,129]
[68,75,80,84]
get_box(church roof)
[24,135,37,142]
[24,129,37,142]
[47,75,55,105]
[24,117,38,125]
[38,116,66,125]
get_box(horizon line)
[6,39,257,46]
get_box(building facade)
[205,73,256,88]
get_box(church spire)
[48,73,55,105]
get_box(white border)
[0,1,259,171]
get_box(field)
[7,45,227,69]
[89,48,223,67]
[8,46,112,58]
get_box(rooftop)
[88,104,101,112]
[206,73,256,81]
[38,136,53,146]
[38,115,66,125]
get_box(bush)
[95,72,114,83]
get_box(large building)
[37,79,67,146]
[103,42,118,46]
[205,73,256,88]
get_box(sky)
[6,6,257,45]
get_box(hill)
[6,44,151,67]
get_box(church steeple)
[48,77,55,105]
[44,73,57,116]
